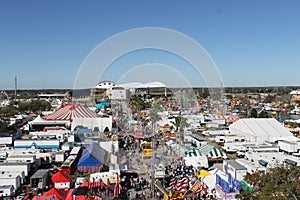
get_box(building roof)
[0,171,20,179]
[51,171,71,183]
[42,187,67,200]
[191,134,206,141]
[30,169,49,179]
[225,160,247,170]
[78,142,107,167]
[0,185,14,189]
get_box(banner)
[154,179,168,196]
[183,180,201,198]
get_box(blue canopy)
[77,142,107,173]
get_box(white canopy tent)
[229,118,294,142]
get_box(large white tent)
[118,81,166,89]
[229,118,294,142]
[42,104,112,132]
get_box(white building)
[0,185,15,197]
[223,160,247,181]
[235,158,267,175]
[71,116,112,132]
[0,171,21,190]
[0,162,31,176]
[184,134,207,147]
[277,140,299,153]
[0,137,13,147]
[245,151,300,168]
[0,170,25,184]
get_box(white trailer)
[0,172,21,190]
[0,137,13,146]
[62,142,73,151]
[223,160,247,181]
[278,140,298,153]
[14,139,60,150]
[55,151,65,163]
[0,185,15,197]
[0,162,31,176]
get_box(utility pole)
[14,76,17,102]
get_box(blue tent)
[77,142,107,173]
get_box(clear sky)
[1,0,300,89]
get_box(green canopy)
[240,181,254,192]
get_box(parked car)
[236,150,246,157]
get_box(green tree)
[171,116,187,132]
[18,100,51,113]
[0,106,17,117]
[0,120,17,135]
[128,95,150,119]
[237,165,300,200]
[149,104,162,134]
[250,108,258,118]
[263,94,276,103]
[257,110,269,118]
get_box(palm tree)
[149,104,162,134]
[171,116,187,132]
[171,115,187,158]
[128,95,150,120]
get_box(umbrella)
[198,170,211,178]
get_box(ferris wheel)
[0,91,10,107]
[0,91,9,100]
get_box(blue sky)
[0,0,300,89]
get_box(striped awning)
[198,144,227,159]
[43,104,100,121]
[185,148,203,157]
[208,147,227,159]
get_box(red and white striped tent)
[43,104,100,122]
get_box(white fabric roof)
[29,115,69,125]
[290,90,300,95]
[229,118,293,142]
[118,81,166,89]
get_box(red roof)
[66,189,74,200]
[32,188,67,200]
[51,170,71,183]
[44,188,67,199]
[43,104,100,121]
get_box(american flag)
[168,176,177,191]
[113,182,122,197]
[176,177,189,193]
[113,174,122,197]
[99,178,105,190]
